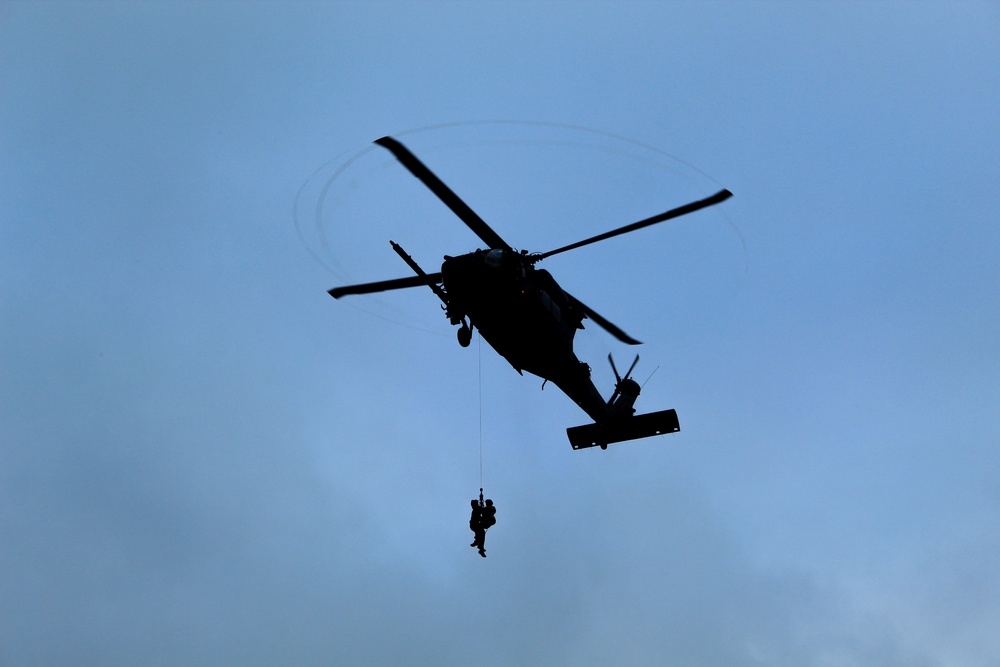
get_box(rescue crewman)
[481,499,497,556]
[468,494,497,557]
[469,498,485,556]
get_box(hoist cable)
[478,331,483,489]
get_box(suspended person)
[469,495,497,558]
[480,498,497,557]
[469,497,485,556]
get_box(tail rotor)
[608,353,641,417]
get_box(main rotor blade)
[375,136,513,252]
[537,188,733,260]
[566,292,641,345]
[328,273,443,299]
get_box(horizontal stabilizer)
[567,409,680,450]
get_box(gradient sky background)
[3,2,999,665]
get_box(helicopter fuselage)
[441,249,612,424]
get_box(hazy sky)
[3,2,999,665]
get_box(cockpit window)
[485,249,504,268]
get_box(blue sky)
[3,2,999,665]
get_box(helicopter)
[328,136,732,449]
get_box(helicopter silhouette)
[328,136,732,449]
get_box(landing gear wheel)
[457,324,472,347]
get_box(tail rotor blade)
[624,354,640,381]
[608,353,622,383]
